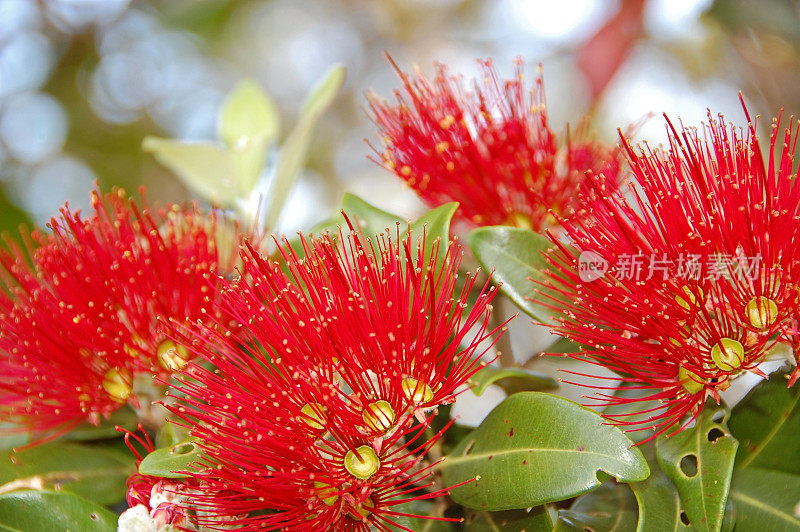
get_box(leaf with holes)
[138,438,204,478]
[728,467,800,531]
[0,442,133,505]
[439,392,649,511]
[469,366,557,396]
[729,370,800,474]
[655,402,738,532]
[468,226,562,325]
[0,490,117,531]
[464,507,553,531]
[629,443,689,532]
[553,481,638,531]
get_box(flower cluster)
[0,189,243,438]
[368,58,620,230]
[541,104,800,436]
[165,225,502,530]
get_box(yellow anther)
[102,368,132,402]
[710,338,745,372]
[745,296,778,329]
[362,400,396,432]
[344,446,380,480]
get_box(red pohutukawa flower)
[539,103,800,437]
[368,57,621,230]
[0,188,243,437]
[165,226,503,530]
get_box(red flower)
[166,226,502,530]
[540,103,799,437]
[368,57,621,230]
[0,188,242,437]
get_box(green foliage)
[656,403,738,532]
[264,64,346,228]
[553,481,638,531]
[62,407,137,441]
[0,490,117,532]
[0,186,30,238]
[468,226,561,326]
[219,79,280,151]
[0,442,133,506]
[729,371,800,474]
[728,468,800,531]
[138,438,204,478]
[469,366,557,396]
[464,507,553,531]
[439,392,649,511]
[629,443,690,532]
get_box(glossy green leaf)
[629,444,690,532]
[468,226,561,325]
[219,79,279,150]
[602,383,662,444]
[389,500,456,531]
[464,506,553,531]
[264,64,345,229]
[142,138,242,206]
[0,443,133,506]
[0,490,117,532]
[138,438,203,478]
[728,468,800,531]
[155,421,190,449]
[63,407,137,441]
[655,402,738,532]
[405,202,458,277]
[469,366,557,396]
[729,371,800,474]
[340,193,402,237]
[439,392,649,510]
[553,481,638,531]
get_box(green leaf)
[155,421,190,449]
[142,138,243,206]
[469,366,557,396]
[405,202,458,274]
[553,481,638,531]
[468,226,560,325]
[138,438,203,478]
[629,444,690,532]
[602,383,662,444]
[655,402,738,532]
[340,193,402,237]
[388,500,456,531]
[465,506,553,531]
[0,490,117,532]
[728,468,800,531]
[219,79,280,151]
[62,407,137,441]
[264,64,346,229]
[439,392,649,511]
[729,371,800,474]
[0,186,30,237]
[0,443,133,506]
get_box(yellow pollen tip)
[343,445,380,480]
[313,481,338,506]
[401,378,434,404]
[710,338,745,372]
[678,366,704,394]
[299,403,327,431]
[157,339,190,371]
[745,296,778,329]
[102,368,132,402]
[362,400,396,433]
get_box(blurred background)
[0,0,793,234]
